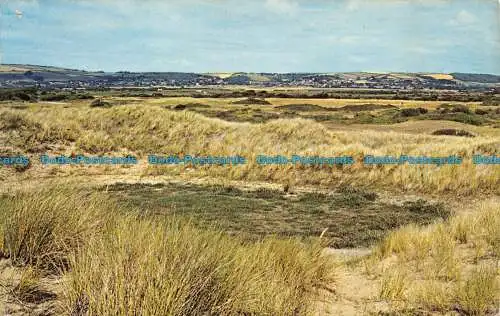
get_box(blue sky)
[1,0,499,73]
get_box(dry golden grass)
[205,72,235,79]
[413,280,454,312]
[0,66,29,73]
[370,201,500,315]
[65,218,334,315]
[74,95,483,111]
[0,186,115,272]
[456,264,499,315]
[379,268,410,302]
[10,267,42,304]
[0,104,498,194]
[265,97,476,109]
[427,74,455,80]
[0,186,335,315]
[324,120,500,137]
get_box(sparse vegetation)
[456,264,499,315]
[379,268,409,302]
[371,201,500,314]
[105,182,449,248]
[10,267,50,305]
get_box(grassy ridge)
[1,105,499,194]
[0,187,335,315]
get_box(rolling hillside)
[1,64,499,87]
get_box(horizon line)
[2,63,500,76]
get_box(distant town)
[0,64,499,92]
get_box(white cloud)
[265,0,298,15]
[450,10,477,25]
[346,0,362,12]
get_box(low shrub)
[432,129,476,137]
[232,98,271,105]
[401,107,428,117]
[450,104,471,114]
[90,98,112,108]
[475,108,489,115]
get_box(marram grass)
[1,105,498,194]
[0,186,335,315]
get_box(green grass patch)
[105,183,450,248]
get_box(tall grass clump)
[379,268,410,302]
[373,224,427,260]
[370,201,500,314]
[10,266,43,304]
[63,217,335,316]
[475,204,500,259]
[456,264,499,315]
[413,281,454,313]
[0,185,335,315]
[428,224,460,281]
[0,186,115,272]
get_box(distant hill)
[450,73,500,84]
[217,71,500,85]
[0,64,212,83]
[0,64,499,89]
